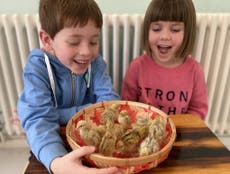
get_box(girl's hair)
[39,0,103,39]
[142,0,196,58]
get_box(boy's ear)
[39,29,52,49]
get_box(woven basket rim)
[73,100,169,117]
[66,100,176,167]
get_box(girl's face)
[148,21,184,68]
[49,20,100,74]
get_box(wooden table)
[24,114,230,174]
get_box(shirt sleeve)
[187,64,208,120]
[121,59,139,101]
[91,56,120,101]
[17,60,68,173]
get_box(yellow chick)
[76,120,103,147]
[101,103,120,125]
[139,116,166,156]
[86,128,102,146]
[149,116,166,142]
[116,125,149,154]
[76,120,91,139]
[118,110,131,128]
[99,131,116,156]
[139,136,159,156]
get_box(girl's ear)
[39,29,53,51]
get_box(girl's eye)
[171,25,184,33]
[171,28,181,32]
[152,28,161,32]
[151,25,161,32]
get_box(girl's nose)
[160,30,171,40]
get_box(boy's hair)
[39,0,103,39]
[142,0,196,58]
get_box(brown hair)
[142,0,196,58]
[39,0,103,39]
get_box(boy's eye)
[90,41,99,45]
[67,41,80,46]
[66,40,99,46]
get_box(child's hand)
[50,146,122,174]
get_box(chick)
[99,131,116,156]
[149,116,166,142]
[139,116,166,156]
[93,125,106,137]
[116,124,149,154]
[135,114,151,126]
[76,120,102,147]
[118,110,131,128]
[113,123,125,140]
[76,120,91,138]
[86,128,102,146]
[139,136,159,156]
[101,103,120,125]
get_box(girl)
[122,0,208,120]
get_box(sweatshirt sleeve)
[92,56,120,101]
[17,59,68,173]
[121,59,139,101]
[187,64,208,120]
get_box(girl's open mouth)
[157,45,172,54]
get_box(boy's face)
[148,21,184,68]
[50,20,100,74]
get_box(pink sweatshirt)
[121,54,208,120]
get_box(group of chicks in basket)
[76,103,167,157]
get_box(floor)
[0,137,30,174]
[0,136,229,174]
[219,136,230,151]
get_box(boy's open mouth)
[74,59,89,65]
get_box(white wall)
[0,0,230,14]
[0,0,38,14]
[96,0,230,14]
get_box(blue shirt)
[17,48,120,172]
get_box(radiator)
[0,14,229,138]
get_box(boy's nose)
[79,44,90,56]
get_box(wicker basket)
[66,100,176,174]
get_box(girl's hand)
[50,146,121,174]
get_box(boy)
[17,0,120,173]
